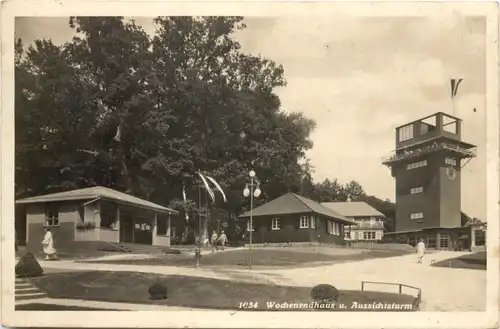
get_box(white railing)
[351,222,384,229]
[382,142,477,163]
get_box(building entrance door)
[458,234,469,251]
[120,214,133,243]
[133,217,153,245]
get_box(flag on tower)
[206,176,227,203]
[450,78,463,116]
[450,78,463,99]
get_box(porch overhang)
[98,197,179,215]
[384,226,469,235]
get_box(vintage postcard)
[1,0,499,328]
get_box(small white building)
[16,186,178,251]
[321,201,385,243]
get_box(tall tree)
[343,180,366,200]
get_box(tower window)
[410,187,424,194]
[407,160,428,170]
[445,157,457,166]
[398,124,414,142]
[474,229,486,247]
[410,212,424,222]
[439,234,449,249]
[427,237,437,248]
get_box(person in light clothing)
[218,230,227,250]
[211,231,219,252]
[42,227,58,260]
[416,238,426,264]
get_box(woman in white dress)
[42,227,57,260]
[416,238,426,264]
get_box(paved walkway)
[261,251,486,311]
[41,251,486,311]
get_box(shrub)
[310,284,339,304]
[163,249,181,255]
[76,222,96,231]
[15,252,43,278]
[148,282,168,300]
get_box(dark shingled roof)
[16,186,178,214]
[238,192,356,225]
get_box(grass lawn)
[431,252,486,270]
[29,271,417,311]
[83,248,411,269]
[16,303,122,311]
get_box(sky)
[15,15,487,219]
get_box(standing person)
[218,230,227,250]
[211,230,219,252]
[42,227,58,260]
[416,238,426,264]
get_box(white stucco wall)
[83,201,101,226]
[152,212,171,246]
[26,202,77,225]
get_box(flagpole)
[196,184,201,267]
[452,92,457,116]
[198,185,202,244]
[205,187,208,239]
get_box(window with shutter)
[327,220,333,235]
[333,223,339,235]
[271,218,280,230]
[300,216,309,228]
[247,220,254,231]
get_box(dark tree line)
[16,16,402,239]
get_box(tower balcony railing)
[350,222,384,229]
[382,141,477,164]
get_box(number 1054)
[239,302,259,309]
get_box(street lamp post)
[243,170,261,270]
